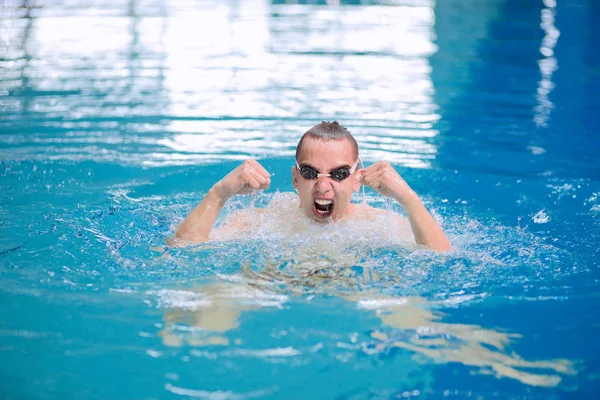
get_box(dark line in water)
[0,245,22,257]
[270,50,416,59]
[0,116,422,131]
[1,116,317,124]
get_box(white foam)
[357,298,409,309]
[527,146,546,155]
[165,383,271,400]
[230,346,301,358]
[216,192,413,248]
[148,286,288,311]
[148,289,211,310]
[532,210,550,224]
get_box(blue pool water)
[1,0,600,399]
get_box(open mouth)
[312,198,334,219]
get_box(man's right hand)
[213,159,271,201]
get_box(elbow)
[165,233,208,248]
[417,237,452,253]
[431,243,452,253]
[165,235,185,248]
[428,238,452,253]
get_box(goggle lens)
[331,168,351,181]
[299,166,319,180]
[298,165,352,182]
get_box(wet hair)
[295,121,359,161]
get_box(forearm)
[399,193,451,252]
[173,187,227,243]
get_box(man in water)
[172,121,451,252]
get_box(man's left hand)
[359,161,417,206]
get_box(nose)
[314,175,333,193]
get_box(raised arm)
[169,160,271,245]
[359,161,451,252]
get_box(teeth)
[315,199,333,205]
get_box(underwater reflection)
[359,298,575,388]
[155,194,576,388]
[156,263,576,387]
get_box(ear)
[292,166,299,190]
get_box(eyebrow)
[299,163,352,171]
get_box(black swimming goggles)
[295,159,359,182]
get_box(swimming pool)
[1,0,599,398]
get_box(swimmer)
[171,121,451,252]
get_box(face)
[292,137,361,222]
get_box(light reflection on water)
[0,0,439,168]
[2,0,599,398]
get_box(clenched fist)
[213,159,271,201]
[359,161,418,206]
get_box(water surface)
[1,0,599,399]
